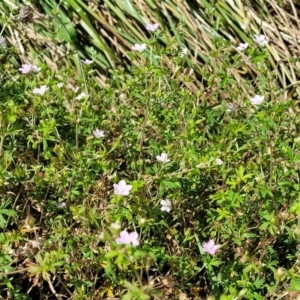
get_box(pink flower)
[19,64,32,74]
[250,95,264,106]
[236,43,248,51]
[253,34,268,46]
[202,239,220,255]
[93,129,105,138]
[116,230,139,246]
[32,85,48,95]
[19,64,41,74]
[146,23,159,32]
[113,180,132,196]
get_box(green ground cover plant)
[1,19,300,300]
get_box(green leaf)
[160,180,181,189]
[289,279,300,292]
[105,250,120,259]
[290,201,300,216]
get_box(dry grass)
[1,0,300,95]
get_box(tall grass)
[1,0,300,96]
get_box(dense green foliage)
[1,21,300,300]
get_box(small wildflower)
[30,65,41,72]
[57,82,64,88]
[202,239,220,255]
[253,34,268,46]
[81,59,93,65]
[160,199,172,212]
[131,43,147,52]
[19,64,41,74]
[113,180,132,196]
[236,42,248,51]
[0,36,7,48]
[93,128,105,138]
[116,230,139,246]
[32,85,48,95]
[216,158,223,165]
[75,92,87,100]
[179,47,188,57]
[146,23,159,32]
[250,95,264,106]
[19,64,32,74]
[156,153,170,163]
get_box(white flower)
[160,199,172,212]
[236,43,248,51]
[253,34,268,46]
[250,95,264,106]
[113,180,132,196]
[180,47,188,57]
[32,85,48,95]
[81,59,93,65]
[131,43,147,52]
[93,129,105,138]
[75,92,87,100]
[30,65,41,72]
[57,82,64,88]
[146,23,159,32]
[156,153,170,163]
[216,158,223,165]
